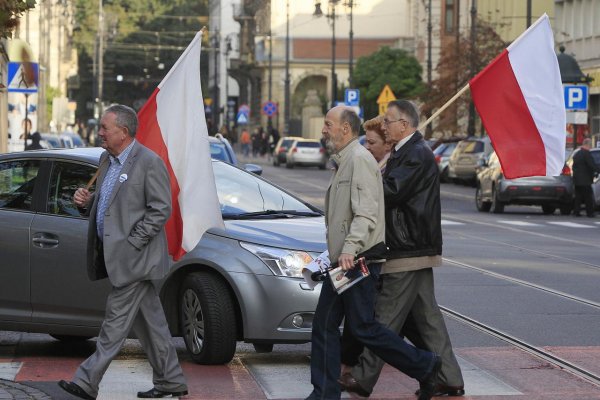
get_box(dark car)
[273,136,302,166]
[433,141,458,182]
[210,134,262,175]
[0,148,326,364]
[566,147,600,209]
[475,151,574,214]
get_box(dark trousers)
[574,185,595,216]
[308,263,435,400]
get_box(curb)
[0,379,52,400]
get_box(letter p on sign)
[564,85,588,110]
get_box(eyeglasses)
[382,118,408,126]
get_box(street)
[2,159,600,399]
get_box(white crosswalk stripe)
[441,219,465,225]
[498,220,542,227]
[547,221,597,228]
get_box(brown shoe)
[337,372,371,397]
[415,384,465,396]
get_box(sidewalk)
[0,379,51,400]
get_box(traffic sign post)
[7,62,39,94]
[563,84,588,110]
[261,101,278,117]
[345,89,360,106]
[376,84,397,115]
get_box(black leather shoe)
[137,388,189,398]
[337,372,371,397]
[416,384,465,396]
[58,380,96,400]
[418,355,442,400]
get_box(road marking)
[0,361,21,380]
[441,219,465,225]
[547,221,597,228]
[497,220,542,227]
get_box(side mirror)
[244,164,263,175]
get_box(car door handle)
[32,233,59,248]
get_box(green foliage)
[71,0,209,118]
[46,85,62,123]
[353,47,425,120]
[0,0,36,39]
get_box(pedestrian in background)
[59,104,188,400]
[306,105,441,400]
[573,137,600,217]
[339,100,464,398]
[25,131,43,150]
[240,127,251,157]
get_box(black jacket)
[382,131,442,259]
[573,148,600,186]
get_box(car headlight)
[240,242,316,278]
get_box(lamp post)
[212,30,220,134]
[467,0,477,137]
[268,30,273,130]
[284,0,291,134]
[224,35,232,131]
[348,0,354,88]
[314,0,340,107]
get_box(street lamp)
[284,0,291,134]
[314,0,340,107]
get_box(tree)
[0,0,36,39]
[421,19,507,136]
[353,46,425,121]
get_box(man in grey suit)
[59,104,188,399]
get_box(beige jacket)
[325,139,385,262]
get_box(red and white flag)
[469,14,566,179]
[137,31,224,260]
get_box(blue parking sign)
[563,85,588,110]
[345,89,360,106]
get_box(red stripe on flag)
[137,88,186,260]
[469,50,546,178]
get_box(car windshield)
[458,140,484,154]
[591,150,600,167]
[213,161,319,218]
[280,139,295,148]
[210,142,233,164]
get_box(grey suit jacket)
[86,141,172,287]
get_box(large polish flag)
[137,31,224,260]
[469,14,565,179]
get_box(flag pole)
[418,83,470,131]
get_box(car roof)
[0,147,104,163]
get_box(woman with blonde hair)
[363,115,394,172]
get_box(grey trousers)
[73,280,187,398]
[351,268,463,392]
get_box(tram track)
[443,257,600,310]
[441,306,600,387]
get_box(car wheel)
[559,205,572,215]
[490,186,505,214]
[318,163,326,170]
[475,185,491,212]
[253,343,274,353]
[542,205,556,215]
[50,334,92,342]
[180,272,237,364]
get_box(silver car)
[448,136,494,184]
[0,148,325,364]
[285,138,328,169]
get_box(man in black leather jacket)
[573,138,600,217]
[341,100,465,398]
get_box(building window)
[445,0,455,33]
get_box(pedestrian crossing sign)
[7,62,39,93]
[236,111,248,125]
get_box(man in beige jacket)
[340,100,464,397]
[305,106,441,400]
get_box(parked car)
[285,138,328,169]
[40,133,63,149]
[60,132,86,148]
[433,141,458,182]
[448,136,494,184]
[0,148,326,364]
[475,151,574,214]
[273,136,302,166]
[210,134,262,175]
[566,147,600,209]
